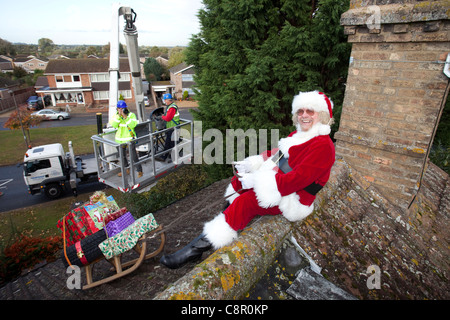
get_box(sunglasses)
[297,109,315,116]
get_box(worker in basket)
[160,90,336,269]
[110,100,143,178]
[156,93,180,162]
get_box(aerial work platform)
[91,116,193,193]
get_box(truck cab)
[23,143,67,198]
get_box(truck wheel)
[45,183,63,199]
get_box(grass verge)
[0,125,98,166]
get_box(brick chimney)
[336,0,450,209]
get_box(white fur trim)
[317,123,331,136]
[278,193,314,222]
[278,123,325,157]
[203,213,238,249]
[224,183,239,204]
[292,90,333,116]
[252,167,282,208]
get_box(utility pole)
[9,90,29,149]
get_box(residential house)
[36,58,134,107]
[148,62,196,105]
[169,62,196,99]
[14,55,48,73]
[47,54,70,60]
[0,57,13,73]
[34,76,49,91]
[155,54,169,67]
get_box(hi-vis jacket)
[162,103,180,129]
[110,112,138,144]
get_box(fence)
[0,87,35,113]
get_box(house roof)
[14,56,48,63]
[34,76,49,87]
[169,62,195,75]
[45,58,130,74]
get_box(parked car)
[144,96,150,107]
[31,109,70,121]
[27,96,44,111]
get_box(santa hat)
[292,90,333,118]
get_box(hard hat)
[163,93,172,100]
[117,100,127,108]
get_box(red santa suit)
[202,91,336,249]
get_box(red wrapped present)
[104,207,128,225]
[57,207,100,246]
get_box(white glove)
[239,173,255,190]
[233,155,264,174]
[233,160,251,174]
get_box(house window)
[183,88,196,96]
[182,74,194,81]
[119,73,130,81]
[119,90,132,99]
[93,90,132,100]
[93,91,109,100]
[90,73,130,82]
[90,73,109,82]
[55,75,80,83]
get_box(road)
[0,107,195,213]
[0,107,194,131]
[0,155,108,213]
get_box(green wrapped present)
[98,213,159,259]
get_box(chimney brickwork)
[336,0,450,209]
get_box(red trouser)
[223,176,282,231]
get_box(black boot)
[160,234,212,269]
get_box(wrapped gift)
[104,207,128,225]
[89,191,108,204]
[62,230,108,267]
[84,195,120,230]
[57,207,100,246]
[99,213,159,260]
[105,212,135,237]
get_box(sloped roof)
[45,58,130,74]
[14,56,48,63]
[169,62,195,75]
[34,76,49,87]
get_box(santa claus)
[160,90,336,269]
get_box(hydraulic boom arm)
[109,4,145,124]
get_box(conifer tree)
[186,0,351,176]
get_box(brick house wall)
[24,57,48,72]
[169,63,196,99]
[335,0,450,209]
[39,59,134,108]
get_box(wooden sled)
[82,225,165,290]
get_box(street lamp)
[8,90,29,149]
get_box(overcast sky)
[0,0,204,47]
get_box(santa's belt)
[272,151,323,196]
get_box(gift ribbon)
[75,242,88,265]
[63,216,75,269]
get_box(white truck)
[23,142,98,199]
[23,5,194,199]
